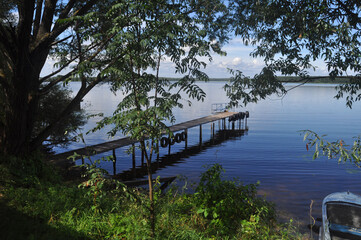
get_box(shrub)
[193,164,275,236]
[0,161,306,239]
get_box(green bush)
[193,164,275,236]
[0,161,307,239]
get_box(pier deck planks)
[50,111,238,164]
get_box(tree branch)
[335,0,361,27]
[58,0,77,20]
[40,43,94,83]
[31,0,97,56]
[17,0,35,49]
[0,25,11,52]
[0,24,17,63]
[39,68,77,95]
[33,0,43,37]
[51,0,98,39]
[50,35,72,46]
[38,0,57,36]
[31,66,111,150]
[40,32,116,92]
[282,76,350,95]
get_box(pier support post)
[212,123,216,144]
[199,124,202,148]
[168,133,171,155]
[156,141,159,162]
[132,144,136,176]
[112,149,117,175]
[232,121,235,130]
[185,129,188,150]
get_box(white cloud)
[232,57,242,65]
[156,53,266,78]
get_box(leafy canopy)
[87,0,231,142]
[228,0,361,166]
[230,0,361,107]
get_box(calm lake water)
[58,81,361,228]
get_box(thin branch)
[50,35,72,46]
[39,56,78,84]
[284,78,312,93]
[40,35,115,92]
[85,64,112,91]
[335,0,361,27]
[40,32,116,85]
[31,65,111,150]
[41,41,101,82]
[58,0,77,20]
[51,0,97,38]
[32,0,97,56]
[281,76,334,98]
[39,68,77,95]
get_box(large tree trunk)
[1,48,42,155]
[0,0,99,157]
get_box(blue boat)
[319,192,361,240]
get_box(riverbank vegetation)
[2,1,361,239]
[0,156,307,239]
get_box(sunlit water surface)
[56,82,361,228]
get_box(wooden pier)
[50,111,248,172]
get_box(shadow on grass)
[0,199,91,240]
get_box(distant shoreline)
[48,76,353,84]
[165,76,352,84]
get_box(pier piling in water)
[112,148,117,175]
[50,111,249,175]
[199,124,202,148]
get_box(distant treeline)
[275,76,351,84]
[46,75,352,84]
[165,76,352,84]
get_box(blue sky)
[41,37,329,78]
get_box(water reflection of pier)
[115,128,248,181]
[50,111,249,179]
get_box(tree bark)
[0,0,99,156]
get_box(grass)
[0,155,310,239]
